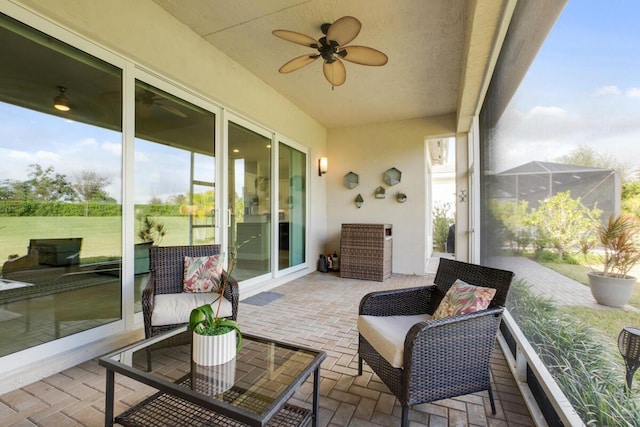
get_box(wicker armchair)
[142,245,239,338]
[358,258,514,427]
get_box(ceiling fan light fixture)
[53,86,70,112]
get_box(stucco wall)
[326,115,456,275]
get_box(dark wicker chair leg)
[358,356,363,375]
[488,386,496,414]
[401,405,409,427]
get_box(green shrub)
[432,202,454,252]
[535,249,561,263]
[0,200,121,216]
[507,279,640,426]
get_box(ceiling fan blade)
[326,16,361,46]
[272,30,318,47]
[340,46,388,66]
[159,103,188,118]
[279,55,319,73]
[323,59,346,86]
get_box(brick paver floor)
[0,271,534,426]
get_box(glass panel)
[278,143,306,269]
[228,122,271,280]
[101,327,322,421]
[134,80,216,311]
[0,13,122,356]
[479,2,639,424]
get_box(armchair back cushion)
[183,254,224,293]
[431,257,513,313]
[150,245,221,295]
[431,279,496,319]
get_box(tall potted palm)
[587,214,640,307]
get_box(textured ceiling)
[155,0,467,128]
[153,0,482,129]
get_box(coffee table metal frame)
[99,326,325,427]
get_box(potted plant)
[135,213,167,274]
[587,213,640,307]
[189,247,242,366]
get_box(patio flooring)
[0,270,534,426]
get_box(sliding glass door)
[0,12,123,355]
[133,79,218,311]
[227,120,272,281]
[278,142,306,270]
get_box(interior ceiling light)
[273,16,388,88]
[53,86,71,112]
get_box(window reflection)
[133,81,216,311]
[0,13,122,355]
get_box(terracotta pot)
[192,329,236,366]
[587,271,637,308]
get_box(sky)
[493,0,640,173]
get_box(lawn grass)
[0,216,208,266]
[538,260,591,286]
[561,305,640,347]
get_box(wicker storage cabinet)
[340,224,392,281]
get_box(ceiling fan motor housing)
[317,36,339,62]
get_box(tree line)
[0,164,115,203]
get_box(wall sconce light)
[355,193,363,208]
[318,157,328,176]
[53,86,71,112]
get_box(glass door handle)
[214,208,220,228]
[227,208,231,228]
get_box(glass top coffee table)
[99,326,325,427]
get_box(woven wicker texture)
[358,258,514,427]
[142,245,239,338]
[340,224,392,281]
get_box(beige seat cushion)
[152,292,232,326]
[358,313,432,368]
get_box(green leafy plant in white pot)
[587,213,640,307]
[189,248,242,366]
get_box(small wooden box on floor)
[340,224,392,281]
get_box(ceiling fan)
[136,92,187,119]
[273,16,388,87]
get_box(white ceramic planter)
[192,329,237,366]
[587,271,637,308]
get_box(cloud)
[78,138,98,147]
[8,150,34,161]
[101,141,122,156]
[626,88,640,98]
[135,151,150,162]
[529,106,566,116]
[593,85,621,96]
[35,150,60,161]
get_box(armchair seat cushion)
[152,292,233,327]
[358,313,432,368]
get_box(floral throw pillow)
[183,254,224,293]
[432,279,497,320]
